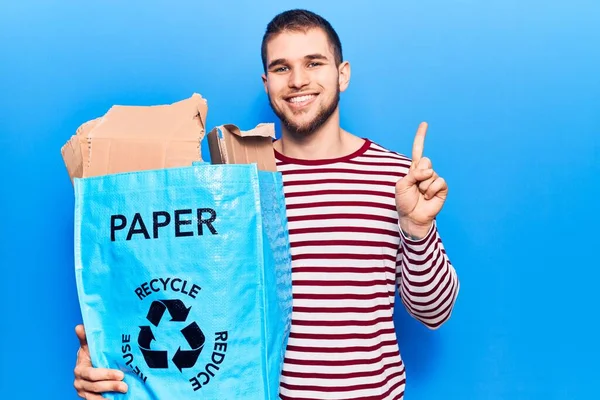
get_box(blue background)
[1,0,598,399]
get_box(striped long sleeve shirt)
[274,139,460,400]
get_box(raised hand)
[395,122,448,239]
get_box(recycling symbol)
[138,299,205,372]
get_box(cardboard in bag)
[207,123,277,172]
[60,93,207,181]
[61,118,100,183]
[61,93,277,179]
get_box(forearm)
[397,220,460,329]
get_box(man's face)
[262,28,350,136]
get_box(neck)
[277,109,359,160]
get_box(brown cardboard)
[60,117,101,183]
[61,136,83,184]
[61,93,208,181]
[61,94,279,183]
[207,123,277,172]
[84,93,208,177]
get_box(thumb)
[75,324,88,350]
[398,168,434,188]
[75,324,93,367]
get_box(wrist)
[399,218,433,240]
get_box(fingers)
[76,366,124,382]
[418,171,437,194]
[400,157,433,186]
[414,164,446,200]
[398,159,446,201]
[416,157,432,170]
[81,379,128,394]
[74,366,127,398]
[398,167,433,188]
[424,176,447,200]
[78,393,105,400]
[76,387,104,400]
[77,392,104,400]
[73,347,128,397]
[411,122,428,168]
[412,157,445,199]
[413,168,434,182]
[74,377,128,396]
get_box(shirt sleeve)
[396,219,460,329]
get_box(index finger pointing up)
[411,122,428,167]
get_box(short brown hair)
[261,9,343,72]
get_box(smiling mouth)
[286,94,317,108]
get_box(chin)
[269,91,340,137]
[286,114,315,128]
[284,119,323,137]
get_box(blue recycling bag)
[73,163,293,399]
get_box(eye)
[273,66,289,73]
[308,62,323,68]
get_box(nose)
[288,67,310,89]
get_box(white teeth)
[289,95,314,103]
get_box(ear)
[338,60,351,92]
[261,73,268,94]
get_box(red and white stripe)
[275,140,459,400]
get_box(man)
[73,9,459,400]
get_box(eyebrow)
[305,53,328,61]
[267,53,329,70]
